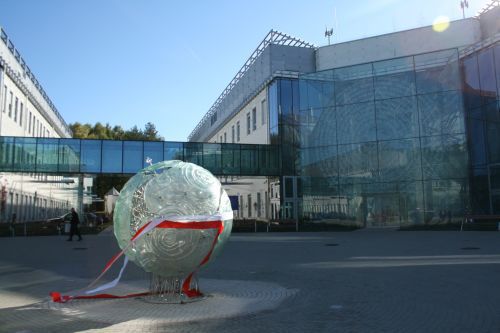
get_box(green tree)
[123,125,144,140]
[91,122,109,139]
[112,125,125,140]
[144,122,162,141]
[70,122,92,139]
[69,122,163,141]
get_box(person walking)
[67,208,82,241]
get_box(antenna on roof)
[460,0,469,18]
[325,27,333,45]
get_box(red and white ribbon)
[50,212,232,303]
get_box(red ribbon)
[51,219,224,303]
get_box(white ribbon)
[83,212,233,295]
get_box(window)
[247,194,252,217]
[36,119,39,136]
[224,132,227,143]
[19,102,23,127]
[261,99,266,125]
[22,195,27,220]
[14,97,18,122]
[2,85,6,113]
[231,125,235,143]
[28,196,32,220]
[246,113,251,135]
[257,192,261,217]
[28,111,31,133]
[237,121,240,142]
[239,195,243,217]
[220,135,223,142]
[8,192,13,217]
[8,91,12,117]
[15,193,19,216]
[32,116,35,136]
[264,191,268,218]
[252,107,257,131]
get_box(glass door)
[364,193,401,227]
[282,176,298,229]
[488,164,500,214]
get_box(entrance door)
[364,193,401,227]
[488,164,500,214]
[282,176,298,229]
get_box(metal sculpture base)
[142,273,205,304]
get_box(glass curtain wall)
[462,42,500,214]
[268,78,302,220]
[0,138,280,177]
[297,49,468,227]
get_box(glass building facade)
[0,137,281,176]
[462,43,500,215]
[1,44,498,227]
[270,47,496,227]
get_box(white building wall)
[208,89,269,145]
[1,74,55,138]
[207,88,273,220]
[0,28,81,223]
[0,28,71,138]
[316,18,482,71]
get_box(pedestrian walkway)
[1,230,500,332]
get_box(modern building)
[189,2,500,227]
[189,31,316,222]
[0,27,82,223]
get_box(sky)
[0,0,493,141]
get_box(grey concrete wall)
[479,6,500,39]
[269,44,315,74]
[190,45,314,142]
[316,18,481,71]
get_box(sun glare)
[433,15,450,32]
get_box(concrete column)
[77,174,84,217]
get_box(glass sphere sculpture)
[113,160,233,279]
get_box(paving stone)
[0,231,499,332]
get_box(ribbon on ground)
[51,212,231,303]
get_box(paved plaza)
[0,229,500,332]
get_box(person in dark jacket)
[67,208,82,241]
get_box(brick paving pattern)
[0,230,499,332]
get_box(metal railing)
[0,27,72,137]
[188,30,314,141]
